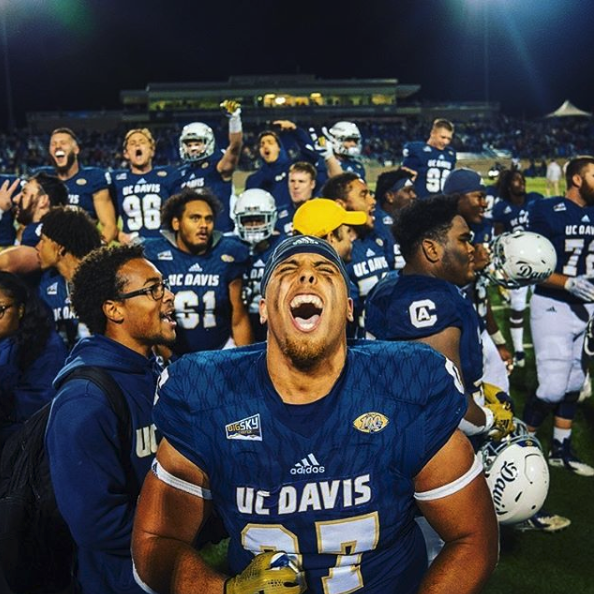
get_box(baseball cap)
[260,235,351,296]
[443,168,485,195]
[292,198,367,237]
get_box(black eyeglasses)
[116,279,170,302]
[0,303,14,319]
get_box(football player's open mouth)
[160,309,176,328]
[135,149,143,157]
[290,294,323,332]
[54,150,66,160]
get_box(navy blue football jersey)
[275,202,298,238]
[37,166,110,219]
[529,196,594,304]
[38,270,89,350]
[176,159,234,232]
[347,232,392,330]
[373,207,404,270]
[401,142,456,199]
[0,174,17,246]
[154,341,466,594]
[144,233,249,353]
[365,271,483,395]
[111,166,180,239]
[243,234,285,342]
[337,156,366,180]
[470,218,493,245]
[492,193,541,232]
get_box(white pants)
[531,294,594,402]
[481,330,510,393]
[510,286,530,311]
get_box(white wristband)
[458,405,494,436]
[229,114,242,134]
[489,330,506,346]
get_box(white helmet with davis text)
[480,419,550,525]
[486,230,557,289]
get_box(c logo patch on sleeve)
[409,299,437,328]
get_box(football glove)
[308,127,334,160]
[224,552,303,594]
[483,382,515,440]
[565,275,594,301]
[220,99,241,118]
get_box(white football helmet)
[486,230,557,289]
[179,122,215,162]
[327,121,362,158]
[234,189,277,245]
[480,419,550,525]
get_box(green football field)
[200,177,594,592]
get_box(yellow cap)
[293,198,367,237]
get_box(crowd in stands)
[2,114,593,175]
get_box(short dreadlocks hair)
[40,206,102,259]
[160,188,222,231]
[71,244,145,335]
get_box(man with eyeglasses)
[46,243,177,594]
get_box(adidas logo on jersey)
[46,282,58,295]
[137,178,147,184]
[582,215,591,223]
[504,206,512,214]
[254,259,265,268]
[291,453,325,475]
[188,263,203,272]
[157,250,173,261]
[366,248,376,257]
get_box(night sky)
[2,0,593,126]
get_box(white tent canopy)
[546,99,591,118]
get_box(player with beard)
[0,176,20,249]
[523,155,594,479]
[492,169,542,367]
[40,128,117,243]
[143,188,253,355]
[112,129,180,242]
[132,234,498,594]
[403,119,456,198]
[365,196,513,442]
[0,174,68,275]
[321,172,392,332]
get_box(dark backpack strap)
[55,367,139,495]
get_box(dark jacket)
[45,335,160,594]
